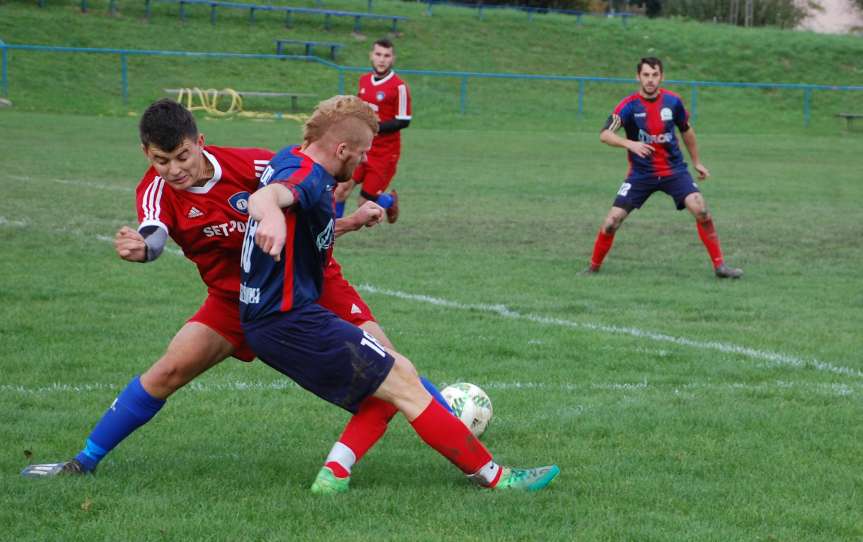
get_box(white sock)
[324,441,357,474]
[467,460,502,487]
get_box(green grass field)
[2,108,862,540]
[2,2,863,540]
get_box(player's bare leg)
[583,206,628,274]
[22,323,233,477]
[312,321,453,494]
[140,322,234,399]
[371,353,559,492]
[683,193,742,279]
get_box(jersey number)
[240,219,258,273]
[617,182,632,197]
[360,331,387,358]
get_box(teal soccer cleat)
[21,459,88,478]
[310,466,351,495]
[493,465,560,492]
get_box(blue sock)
[420,376,452,413]
[74,376,165,471]
[375,192,394,209]
[335,201,346,218]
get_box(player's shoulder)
[136,166,163,194]
[391,71,409,86]
[205,145,275,163]
[613,93,641,114]
[661,88,685,105]
[269,145,319,182]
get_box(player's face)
[333,129,373,182]
[369,45,394,75]
[637,64,663,98]
[143,134,208,191]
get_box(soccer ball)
[441,383,493,438]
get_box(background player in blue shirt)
[585,57,743,279]
[240,95,559,493]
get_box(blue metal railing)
[2,42,862,127]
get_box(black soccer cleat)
[714,263,743,279]
[21,459,88,478]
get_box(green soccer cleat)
[494,465,560,492]
[21,459,88,478]
[310,467,351,495]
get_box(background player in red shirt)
[20,100,446,479]
[334,38,411,224]
[586,57,743,279]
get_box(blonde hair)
[303,95,379,145]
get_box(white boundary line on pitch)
[357,284,863,380]
[9,174,133,193]
[0,379,858,397]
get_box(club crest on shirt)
[316,219,335,252]
[376,91,385,102]
[660,107,673,121]
[228,192,250,215]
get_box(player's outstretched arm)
[249,183,295,262]
[681,127,710,180]
[114,226,148,262]
[335,201,384,237]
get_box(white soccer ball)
[441,382,493,438]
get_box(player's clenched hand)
[255,213,287,262]
[627,141,655,158]
[114,226,147,262]
[353,201,385,229]
[694,162,710,180]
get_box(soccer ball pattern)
[441,382,493,438]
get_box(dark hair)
[637,57,663,74]
[373,38,394,50]
[139,99,198,151]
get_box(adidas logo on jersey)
[187,207,204,218]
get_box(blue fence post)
[690,83,698,123]
[367,0,373,12]
[81,0,88,13]
[577,79,585,118]
[338,69,345,94]
[120,53,128,105]
[803,87,812,128]
[460,76,468,114]
[1,43,8,98]
[426,1,433,16]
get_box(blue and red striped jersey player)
[240,95,559,493]
[334,38,411,224]
[585,57,743,279]
[20,99,450,483]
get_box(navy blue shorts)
[612,170,700,212]
[242,304,395,413]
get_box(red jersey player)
[20,100,447,485]
[334,38,411,224]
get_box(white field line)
[6,176,860,383]
[9,174,133,193]
[0,379,858,397]
[357,284,863,380]
[0,216,29,227]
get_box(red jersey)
[136,145,274,299]
[357,70,411,155]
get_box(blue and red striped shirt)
[608,89,690,177]
[239,145,336,322]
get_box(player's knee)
[602,219,620,234]
[142,359,189,396]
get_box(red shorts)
[188,292,256,362]
[352,150,399,196]
[320,258,376,326]
[189,261,376,363]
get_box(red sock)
[590,229,615,270]
[328,397,398,475]
[696,219,724,268]
[409,399,492,475]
